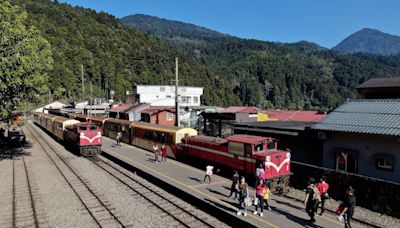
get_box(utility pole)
[81,64,84,100]
[175,57,180,127]
[90,81,93,116]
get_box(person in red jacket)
[317,175,330,215]
[161,144,167,163]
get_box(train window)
[144,130,153,140]
[80,126,87,131]
[254,143,264,152]
[153,132,159,141]
[90,125,96,131]
[267,140,275,150]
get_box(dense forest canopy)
[12,0,240,107]
[8,1,400,113]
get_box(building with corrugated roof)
[312,99,400,182]
[357,77,400,99]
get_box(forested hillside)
[12,0,240,106]
[121,14,400,111]
[9,1,400,111]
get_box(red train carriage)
[180,134,291,193]
[64,122,102,156]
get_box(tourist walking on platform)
[161,144,167,163]
[253,179,266,217]
[256,163,265,185]
[304,177,320,223]
[203,165,213,184]
[263,182,272,211]
[317,175,330,215]
[339,186,356,228]
[228,170,240,200]
[237,176,249,217]
[116,131,122,147]
[152,143,159,163]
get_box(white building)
[35,101,66,113]
[130,85,203,107]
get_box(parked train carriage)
[51,117,80,140]
[33,112,43,123]
[130,122,198,159]
[103,118,132,144]
[42,114,61,132]
[74,114,89,122]
[180,134,291,193]
[87,116,109,135]
[64,122,102,156]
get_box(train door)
[243,143,253,173]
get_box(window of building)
[181,96,188,103]
[166,113,174,121]
[187,96,192,104]
[335,149,358,173]
[166,95,171,98]
[375,154,394,171]
[160,87,165,92]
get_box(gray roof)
[357,77,400,89]
[312,99,400,136]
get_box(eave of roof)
[312,99,400,136]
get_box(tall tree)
[0,0,52,121]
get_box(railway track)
[12,157,40,228]
[89,156,215,228]
[26,124,130,228]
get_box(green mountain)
[120,14,228,41]
[121,14,400,110]
[11,0,240,107]
[332,28,400,56]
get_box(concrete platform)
[101,137,361,228]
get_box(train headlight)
[80,133,84,137]
[286,153,291,159]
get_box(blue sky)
[60,0,399,48]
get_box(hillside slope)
[12,0,240,106]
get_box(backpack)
[312,186,321,202]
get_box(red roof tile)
[224,106,259,113]
[141,106,176,115]
[107,103,132,113]
[264,110,326,122]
